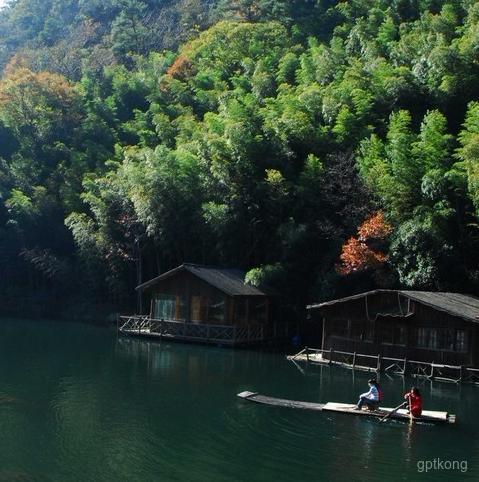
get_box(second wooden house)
[307,290,479,368]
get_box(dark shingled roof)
[307,289,479,324]
[136,263,271,297]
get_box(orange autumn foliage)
[166,54,196,80]
[358,211,393,241]
[337,212,392,275]
[337,238,388,275]
[0,65,80,139]
[0,63,77,106]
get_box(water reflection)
[0,320,477,481]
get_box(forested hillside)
[1,0,479,320]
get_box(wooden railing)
[288,346,479,385]
[119,315,150,332]
[118,316,272,345]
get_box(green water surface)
[0,319,476,482]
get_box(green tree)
[111,0,149,60]
[456,101,479,213]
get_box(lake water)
[0,319,477,482]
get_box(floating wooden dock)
[288,347,479,385]
[237,392,456,424]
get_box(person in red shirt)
[404,387,422,418]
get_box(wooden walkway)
[118,315,279,346]
[288,347,479,385]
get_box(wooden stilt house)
[308,290,479,367]
[119,263,280,346]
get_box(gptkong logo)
[417,458,468,473]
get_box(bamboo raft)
[237,391,456,424]
[237,391,324,411]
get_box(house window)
[380,324,406,345]
[455,330,467,353]
[439,329,455,351]
[345,321,373,342]
[154,294,177,320]
[207,299,225,324]
[395,325,407,345]
[191,296,202,322]
[416,328,468,352]
[416,328,438,349]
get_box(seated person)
[404,387,422,418]
[355,379,381,411]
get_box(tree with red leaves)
[337,212,392,275]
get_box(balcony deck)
[118,315,282,346]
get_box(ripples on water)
[0,320,477,481]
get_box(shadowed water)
[0,319,477,481]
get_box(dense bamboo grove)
[1,0,479,320]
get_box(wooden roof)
[136,263,271,297]
[307,289,479,324]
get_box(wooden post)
[321,318,326,351]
